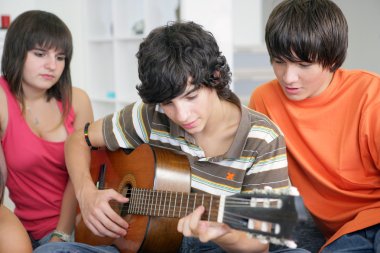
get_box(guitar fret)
[185,193,189,216]
[140,189,145,215]
[144,189,148,215]
[179,192,183,218]
[158,190,162,216]
[162,191,167,216]
[137,189,141,215]
[167,191,172,217]
[154,190,158,216]
[193,193,197,212]
[143,189,147,215]
[208,195,212,221]
[148,190,153,216]
[135,189,139,214]
[173,192,178,217]
[132,188,136,214]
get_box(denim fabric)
[179,236,311,253]
[33,235,311,253]
[179,236,226,253]
[30,231,75,250]
[33,242,119,253]
[322,224,380,253]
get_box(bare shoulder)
[72,87,91,104]
[71,87,94,127]
[71,87,92,113]
[0,206,32,253]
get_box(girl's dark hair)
[1,10,73,118]
[136,21,237,105]
[265,0,348,72]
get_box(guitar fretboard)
[125,188,221,221]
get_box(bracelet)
[84,122,99,150]
[51,230,71,242]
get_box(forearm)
[64,127,96,198]
[55,179,77,235]
[214,229,269,253]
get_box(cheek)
[162,107,174,120]
[58,62,65,73]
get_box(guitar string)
[89,187,287,236]
[100,187,282,209]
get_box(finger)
[108,189,129,203]
[84,219,103,237]
[177,217,184,233]
[96,199,129,236]
[181,216,193,237]
[90,208,127,238]
[189,206,205,232]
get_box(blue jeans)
[322,224,380,253]
[179,236,310,253]
[33,242,119,253]
[30,231,75,249]
[33,236,310,253]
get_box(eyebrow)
[32,47,66,55]
[182,85,199,97]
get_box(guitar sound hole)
[120,183,132,217]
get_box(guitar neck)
[118,187,305,242]
[124,189,221,222]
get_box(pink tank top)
[0,77,75,240]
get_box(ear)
[212,70,221,79]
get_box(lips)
[182,120,197,129]
[41,74,55,80]
[284,86,300,95]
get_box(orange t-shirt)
[249,69,380,250]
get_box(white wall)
[180,0,234,74]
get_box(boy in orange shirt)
[249,0,380,252]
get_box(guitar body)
[75,144,191,253]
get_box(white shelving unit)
[83,0,179,119]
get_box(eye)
[33,50,45,57]
[56,55,66,61]
[273,58,285,64]
[186,94,198,100]
[161,101,172,106]
[298,62,312,68]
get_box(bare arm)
[51,88,94,241]
[0,206,33,253]
[64,91,128,238]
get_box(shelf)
[84,0,179,119]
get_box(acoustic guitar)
[75,144,306,253]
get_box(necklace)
[26,106,40,125]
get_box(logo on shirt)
[226,172,235,181]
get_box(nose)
[45,55,57,70]
[282,64,299,84]
[174,103,189,123]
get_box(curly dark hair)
[265,0,348,72]
[136,21,235,104]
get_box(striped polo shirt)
[103,100,289,195]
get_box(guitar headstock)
[220,187,307,248]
